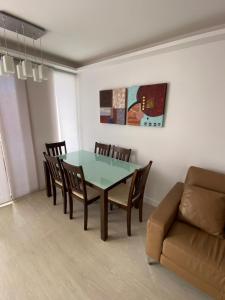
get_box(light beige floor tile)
[0,190,211,300]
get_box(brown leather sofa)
[146,166,225,300]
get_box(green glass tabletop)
[60,150,141,190]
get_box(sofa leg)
[147,256,158,265]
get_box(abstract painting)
[100,88,127,124]
[127,83,167,127]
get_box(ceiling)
[1,0,225,67]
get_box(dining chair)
[111,145,131,162]
[94,142,111,156]
[62,161,101,230]
[108,161,152,236]
[45,141,67,156]
[110,145,132,210]
[43,152,67,214]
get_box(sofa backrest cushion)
[178,185,225,238]
[185,166,225,194]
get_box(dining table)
[44,150,140,241]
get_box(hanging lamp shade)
[0,58,7,76]
[38,64,48,80]
[16,62,27,80]
[2,54,15,74]
[32,64,42,82]
[22,60,33,78]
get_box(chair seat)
[108,183,130,206]
[55,179,63,186]
[72,186,100,201]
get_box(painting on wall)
[100,88,127,125]
[127,83,167,127]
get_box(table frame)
[44,158,135,241]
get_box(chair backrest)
[111,145,131,162]
[62,161,87,201]
[185,166,225,194]
[45,141,67,156]
[94,142,111,156]
[43,152,64,184]
[128,161,153,206]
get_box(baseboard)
[144,195,158,207]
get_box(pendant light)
[0,24,7,76]
[21,24,33,78]
[2,15,15,74]
[0,58,7,76]
[32,38,42,82]
[38,38,48,81]
[16,28,27,80]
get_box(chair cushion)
[178,185,225,238]
[108,183,130,206]
[72,186,100,201]
[162,221,225,294]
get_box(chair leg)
[84,203,88,231]
[110,203,113,210]
[62,189,67,214]
[69,194,73,219]
[139,198,143,222]
[52,184,56,206]
[127,208,132,236]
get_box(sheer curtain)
[53,71,79,152]
[0,70,79,198]
[0,76,38,199]
[0,130,11,204]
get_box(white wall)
[78,39,225,205]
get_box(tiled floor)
[0,191,211,300]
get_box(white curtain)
[0,131,11,204]
[53,71,79,152]
[0,75,38,199]
[0,70,79,198]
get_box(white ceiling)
[1,0,225,66]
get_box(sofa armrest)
[146,182,184,261]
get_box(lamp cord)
[2,16,8,54]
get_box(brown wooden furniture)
[43,160,52,197]
[110,145,132,210]
[45,141,67,156]
[44,141,67,197]
[43,152,67,214]
[111,145,131,162]
[94,142,111,156]
[62,161,101,230]
[108,161,152,236]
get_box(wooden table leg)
[101,190,108,241]
[43,161,52,197]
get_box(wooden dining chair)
[43,152,67,214]
[111,145,131,162]
[110,145,132,210]
[94,142,111,156]
[45,141,67,156]
[108,161,152,236]
[62,161,101,230]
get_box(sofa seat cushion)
[162,221,225,293]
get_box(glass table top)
[60,150,141,190]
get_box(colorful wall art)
[127,83,167,127]
[100,88,127,124]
